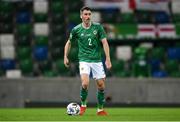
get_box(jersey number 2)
[88,38,92,46]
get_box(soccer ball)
[67,102,80,115]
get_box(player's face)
[81,10,91,24]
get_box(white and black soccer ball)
[67,102,80,115]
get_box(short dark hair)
[80,6,91,14]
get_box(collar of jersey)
[81,22,92,29]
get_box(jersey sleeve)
[69,28,76,42]
[98,24,107,41]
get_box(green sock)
[80,87,88,106]
[97,89,105,109]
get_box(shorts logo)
[81,67,84,71]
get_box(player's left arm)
[101,38,112,70]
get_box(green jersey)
[69,22,106,62]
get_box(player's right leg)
[79,62,90,115]
[80,74,89,115]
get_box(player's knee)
[97,82,105,90]
[82,83,89,89]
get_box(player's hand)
[105,59,112,70]
[64,56,70,68]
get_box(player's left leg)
[91,62,108,116]
[95,79,108,116]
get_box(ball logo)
[67,103,80,115]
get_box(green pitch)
[0,108,180,121]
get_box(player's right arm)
[64,40,71,68]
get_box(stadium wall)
[0,78,180,108]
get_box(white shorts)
[79,62,106,80]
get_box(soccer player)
[64,6,112,116]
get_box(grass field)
[0,108,180,121]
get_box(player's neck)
[82,22,91,29]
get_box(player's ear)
[80,15,82,19]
